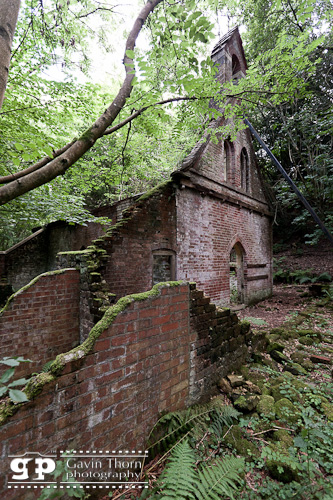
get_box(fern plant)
[140,399,243,499]
[148,398,240,455]
[144,440,244,500]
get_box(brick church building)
[1,27,273,309]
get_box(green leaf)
[125,49,135,59]
[22,153,32,161]
[8,389,29,403]
[294,435,307,449]
[0,386,8,397]
[0,367,15,384]
[1,358,20,367]
[8,377,29,387]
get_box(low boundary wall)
[0,281,250,499]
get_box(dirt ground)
[237,283,332,329]
[274,240,333,277]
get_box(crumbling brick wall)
[0,281,250,500]
[101,184,177,301]
[0,221,104,293]
[0,269,80,378]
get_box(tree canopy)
[0,0,332,248]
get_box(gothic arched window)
[223,140,235,183]
[240,147,249,192]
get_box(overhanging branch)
[0,0,163,205]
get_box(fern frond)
[158,440,197,500]
[196,456,244,500]
[209,405,240,438]
[148,398,240,458]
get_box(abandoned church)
[0,27,272,498]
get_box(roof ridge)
[211,25,239,56]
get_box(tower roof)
[211,25,239,57]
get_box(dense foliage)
[0,0,332,248]
[226,0,333,243]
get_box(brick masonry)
[0,221,104,294]
[176,187,272,305]
[0,282,250,499]
[0,269,80,378]
[0,27,272,310]
[100,184,177,301]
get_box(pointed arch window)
[231,54,244,83]
[223,140,234,183]
[240,147,249,192]
[232,54,241,75]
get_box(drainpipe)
[244,118,333,247]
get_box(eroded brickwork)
[189,284,250,403]
[0,269,80,378]
[176,188,272,305]
[1,222,104,292]
[0,283,191,500]
[101,184,177,300]
[0,282,251,500]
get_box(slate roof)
[211,26,239,57]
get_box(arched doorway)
[229,243,245,305]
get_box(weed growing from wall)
[0,357,31,403]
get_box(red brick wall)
[102,184,177,300]
[0,269,80,378]
[1,222,104,292]
[0,283,191,500]
[0,281,253,499]
[189,284,250,403]
[176,188,272,305]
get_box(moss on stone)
[290,351,305,364]
[267,341,285,353]
[280,329,297,341]
[234,395,260,413]
[246,370,265,389]
[50,281,186,375]
[223,425,260,459]
[267,333,281,343]
[257,395,275,417]
[135,181,171,203]
[272,429,294,449]
[322,402,333,421]
[240,365,250,379]
[270,327,285,337]
[296,329,322,341]
[301,359,315,371]
[298,336,315,346]
[269,350,289,363]
[0,400,16,426]
[240,320,251,334]
[1,281,187,426]
[25,372,55,399]
[288,378,307,391]
[265,444,299,483]
[284,362,307,376]
[270,381,303,403]
[274,398,300,424]
[58,250,91,256]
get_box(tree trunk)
[0,0,20,111]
